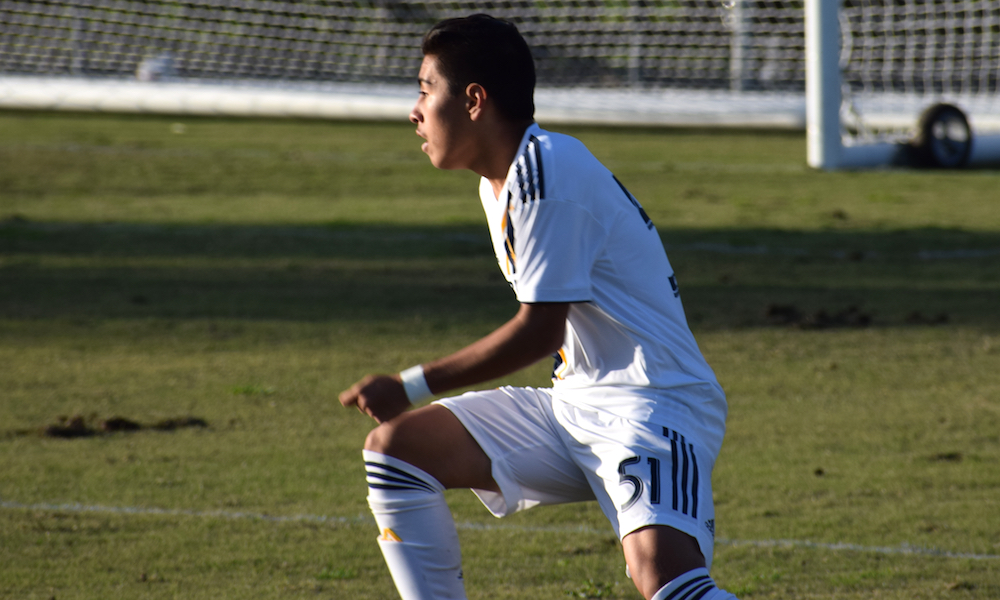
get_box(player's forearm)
[421,302,569,395]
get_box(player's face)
[409,55,476,170]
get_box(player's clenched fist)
[339,374,411,424]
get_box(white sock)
[364,450,466,600]
[651,567,740,600]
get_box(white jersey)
[479,124,727,455]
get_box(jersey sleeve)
[506,197,607,304]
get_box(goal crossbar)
[0,75,808,128]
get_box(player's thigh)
[553,401,718,568]
[364,403,496,492]
[435,387,595,516]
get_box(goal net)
[1,0,998,162]
[812,0,1000,168]
[0,1,806,89]
[0,0,806,126]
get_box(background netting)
[1,1,998,135]
[0,0,805,90]
[841,0,999,97]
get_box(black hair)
[421,14,535,121]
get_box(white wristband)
[399,365,433,403]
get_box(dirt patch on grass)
[764,304,873,329]
[764,303,952,329]
[10,414,208,439]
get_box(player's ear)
[465,83,487,121]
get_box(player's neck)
[476,119,533,198]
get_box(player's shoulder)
[518,125,606,192]
[525,125,593,161]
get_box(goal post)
[807,0,901,169]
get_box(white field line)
[3,498,998,561]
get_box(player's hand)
[338,374,411,424]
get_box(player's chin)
[420,149,438,167]
[425,150,448,169]
[430,155,466,171]
[423,147,457,170]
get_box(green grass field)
[1,110,998,599]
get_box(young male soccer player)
[339,14,739,600]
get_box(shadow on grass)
[1,220,998,329]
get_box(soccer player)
[339,14,739,600]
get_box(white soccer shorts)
[434,386,717,567]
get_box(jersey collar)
[498,122,543,201]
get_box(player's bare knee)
[363,422,395,454]
[363,418,417,459]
